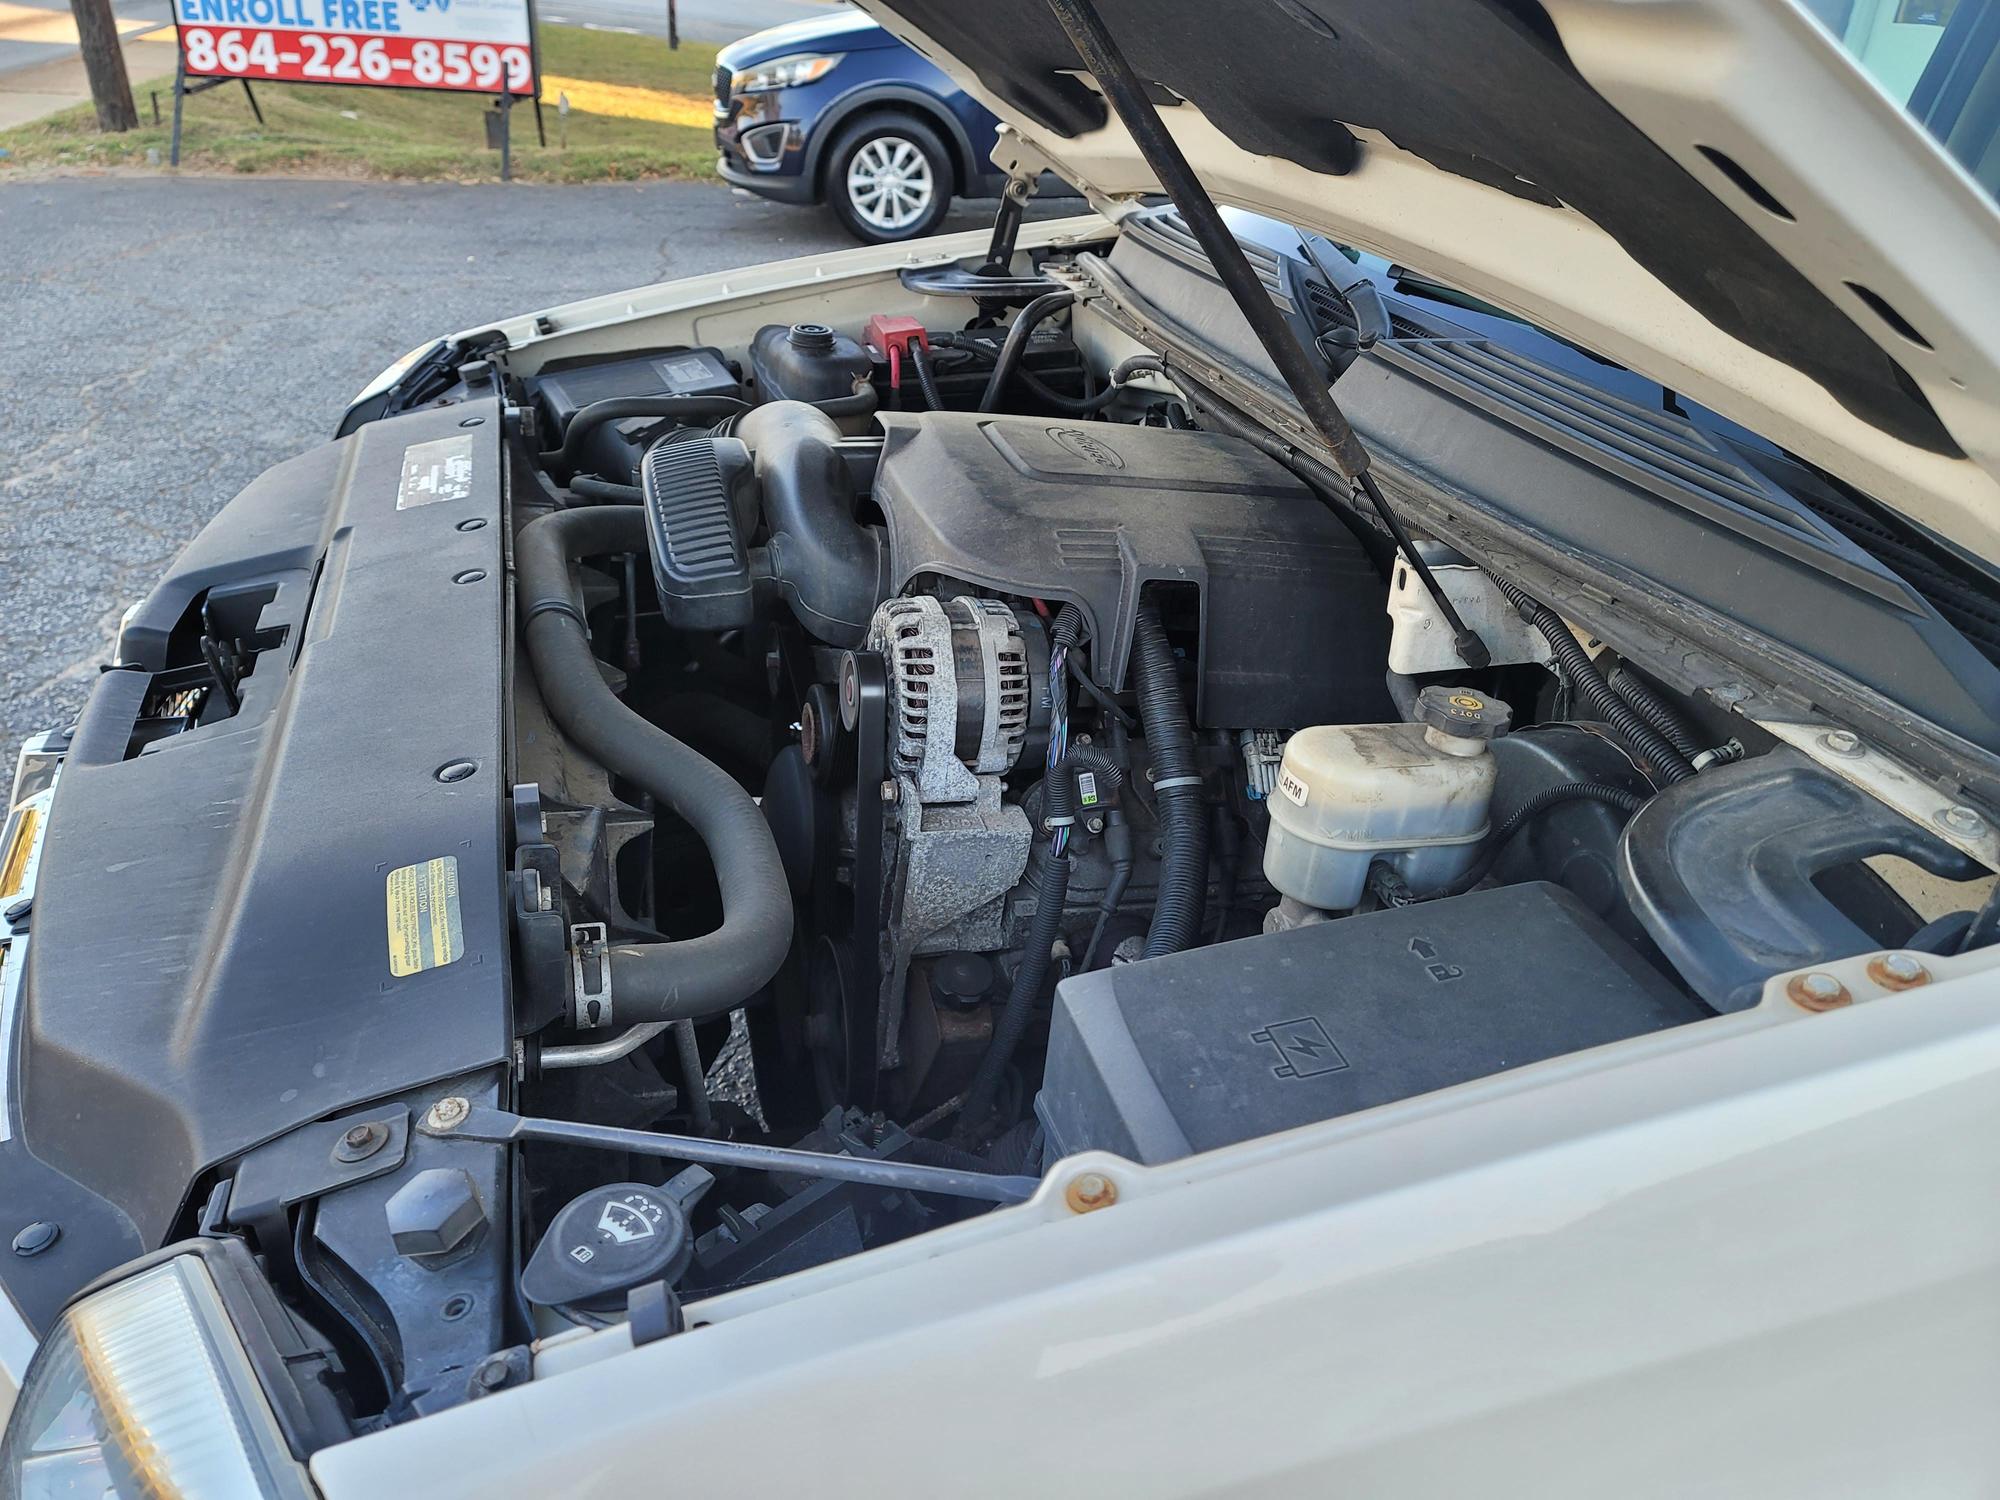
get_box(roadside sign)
[171,0,536,96]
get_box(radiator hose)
[1133,604,1209,955]
[517,505,794,1023]
[1494,579,1696,785]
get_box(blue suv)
[713,9,1012,242]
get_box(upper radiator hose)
[517,505,794,1023]
[1133,603,1209,956]
[736,401,886,646]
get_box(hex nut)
[1867,952,1931,991]
[386,1168,486,1259]
[1786,971,1852,1012]
[425,1096,470,1131]
[1939,805,1987,836]
[1065,1172,1118,1214]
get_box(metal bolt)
[333,1121,390,1163]
[473,1355,511,1390]
[1064,1172,1118,1214]
[1867,952,1931,991]
[435,760,478,783]
[1820,730,1862,757]
[1939,805,1987,836]
[426,1096,471,1131]
[1787,971,1852,1012]
[1085,816,1106,835]
[11,1222,58,1258]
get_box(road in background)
[0,174,1072,756]
[543,0,840,44]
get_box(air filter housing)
[641,435,758,630]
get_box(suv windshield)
[1804,0,2000,198]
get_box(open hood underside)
[862,0,2000,563]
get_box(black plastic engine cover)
[1,401,511,1326]
[870,412,1390,728]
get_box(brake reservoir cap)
[520,1169,712,1311]
[1414,685,1511,753]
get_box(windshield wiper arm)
[1045,0,1489,670]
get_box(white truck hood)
[862,0,2000,564]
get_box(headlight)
[729,52,841,93]
[0,1258,312,1498]
[350,338,440,405]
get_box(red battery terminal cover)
[863,314,929,360]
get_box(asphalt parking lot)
[0,175,1044,761]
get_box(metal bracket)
[569,921,613,1028]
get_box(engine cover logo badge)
[1047,426,1126,469]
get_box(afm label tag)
[396,434,474,509]
[1278,769,1310,807]
[387,856,464,976]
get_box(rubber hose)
[569,475,642,505]
[1908,908,1976,955]
[1607,666,1703,761]
[810,388,879,422]
[961,848,1071,1130]
[1132,604,1209,956]
[542,396,750,479]
[1494,579,1696,784]
[516,505,794,1023]
[977,291,1076,412]
[1434,781,1648,898]
[1957,884,2000,953]
[909,342,946,411]
[983,1118,1043,1175]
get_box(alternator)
[867,595,1029,803]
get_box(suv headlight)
[730,52,841,93]
[0,1258,312,1498]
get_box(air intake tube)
[737,400,886,647]
[517,505,794,1022]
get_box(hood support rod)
[1044,0,1489,669]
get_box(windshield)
[1804,0,2000,199]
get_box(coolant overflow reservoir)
[1264,686,1511,915]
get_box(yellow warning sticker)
[386,856,464,977]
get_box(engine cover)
[870,412,1391,728]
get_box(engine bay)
[14,212,1996,1433]
[475,237,1987,1359]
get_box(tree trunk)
[70,0,137,132]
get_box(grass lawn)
[0,25,720,182]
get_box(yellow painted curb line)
[538,73,709,128]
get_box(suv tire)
[825,112,954,243]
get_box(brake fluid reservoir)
[1263,686,1510,914]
